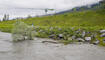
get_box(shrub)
[12,21,35,42]
[12,21,28,41]
[26,26,35,40]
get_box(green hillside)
[0,9,105,31]
[0,6,105,45]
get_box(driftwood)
[42,41,60,44]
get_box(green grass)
[0,9,105,33]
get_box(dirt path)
[0,32,105,60]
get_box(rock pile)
[35,27,105,45]
[100,30,105,43]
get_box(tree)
[44,9,54,15]
[45,9,48,14]
[27,15,32,18]
[2,14,9,21]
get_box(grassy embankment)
[0,9,105,45]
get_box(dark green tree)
[2,14,9,21]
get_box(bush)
[12,21,35,42]
[26,26,35,40]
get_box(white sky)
[0,0,101,9]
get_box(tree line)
[0,14,9,22]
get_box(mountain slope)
[56,0,105,14]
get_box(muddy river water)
[0,32,105,60]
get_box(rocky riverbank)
[34,27,105,46]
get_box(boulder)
[85,37,91,42]
[49,34,56,39]
[76,38,85,42]
[58,34,63,39]
[49,27,53,30]
[72,36,76,40]
[100,30,105,33]
[59,34,63,37]
[93,40,100,45]
[100,33,105,37]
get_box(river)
[0,32,105,60]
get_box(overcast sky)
[0,0,101,9]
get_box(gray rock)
[100,30,105,33]
[49,34,56,39]
[85,37,91,41]
[58,34,63,39]
[72,36,76,40]
[58,34,63,37]
[76,38,85,42]
[100,33,105,37]
[93,40,100,45]
[49,27,53,30]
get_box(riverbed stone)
[49,27,53,30]
[58,34,63,39]
[49,34,56,39]
[85,37,91,41]
[76,38,85,42]
[93,40,100,45]
[59,34,63,37]
[100,33,105,37]
[72,36,76,40]
[100,30,105,33]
